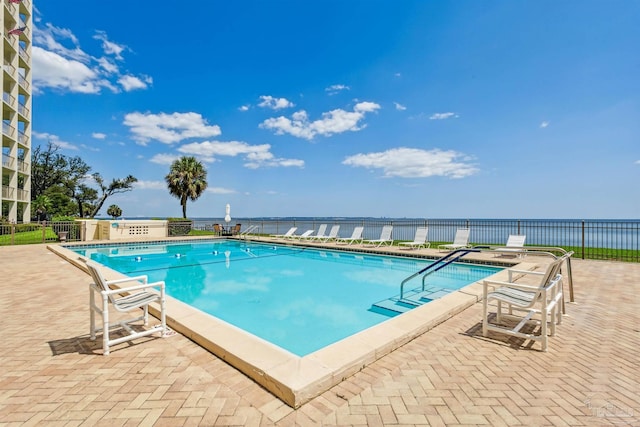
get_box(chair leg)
[90,288,96,340]
[102,295,110,356]
[482,296,488,337]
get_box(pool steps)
[371,287,453,315]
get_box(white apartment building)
[1,0,32,223]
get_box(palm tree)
[33,194,52,222]
[165,156,208,218]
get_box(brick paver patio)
[1,244,638,426]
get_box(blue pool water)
[71,240,501,356]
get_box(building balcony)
[18,102,29,117]
[3,61,16,76]
[2,185,15,199]
[18,131,28,146]
[3,122,16,138]
[2,154,15,169]
[18,74,29,91]
[17,160,28,173]
[18,47,30,62]
[3,91,16,108]
[17,188,28,201]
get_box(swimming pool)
[70,239,501,356]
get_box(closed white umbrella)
[224,203,231,225]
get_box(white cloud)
[91,132,106,139]
[31,23,151,95]
[540,121,550,128]
[207,187,236,194]
[325,84,350,95]
[149,153,180,165]
[394,102,407,111]
[32,131,78,150]
[394,72,402,78]
[118,74,153,91]
[343,147,478,179]
[134,180,166,190]
[635,160,640,165]
[260,101,381,140]
[238,105,250,112]
[123,112,222,145]
[32,46,111,94]
[429,112,459,120]
[93,30,126,60]
[258,95,294,110]
[178,140,304,169]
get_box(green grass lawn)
[0,228,59,245]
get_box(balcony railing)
[16,188,28,201]
[1,185,15,199]
[18,102,29,117]
[2,154,15,169]
[2,91,15,106]
[18,47,29,62]
[2,122,16,138]
[3,61,16,75]
[17,131,28,146]
[18,74,29,91]
[17,160,28,173]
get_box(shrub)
[168,217,193,236]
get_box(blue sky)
[31,1,640,219]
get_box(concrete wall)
[82,220,168,241]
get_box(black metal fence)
[2,218,639,263]
[188,218,640,262]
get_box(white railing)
[2,185,15,199]
[18,102,29,117]
[2,92,15,105]
[18,74,29,90]
[2,154,16,169]
[18,131,28,145]
[3,61,16,75]
[17,188,28,201]
[2,122,16,138]
[18,160,28,173]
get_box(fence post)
[581,220,585,260]
[42,223,46,243]
[11,224,15,245]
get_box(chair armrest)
[507,269,543,281]
[105,275,148,285]
[483,279,541,292]
[102,280,165,295]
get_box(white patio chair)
[86,260,167,355]
[482,251,573,351]
[398,227,430,250]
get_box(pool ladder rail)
[371,246,575,317]
[371,248,481,316]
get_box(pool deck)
[1,240,639,426]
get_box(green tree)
[89,173,138,218]
[32,194,52,222]
[165,156,208,218]
[107,204,122,219]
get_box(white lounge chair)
[304,224,327,241]
[271,227,297,239]
[438,228,470,251]
[239,224,259,238]
[335,226,364,245]
[362,225,393,247]
[86,260,167,355]
[494,234,526,257]
[398,227,430,250]
[482,251,573,351]
[315,225,340,242]
[294,229,315,240]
